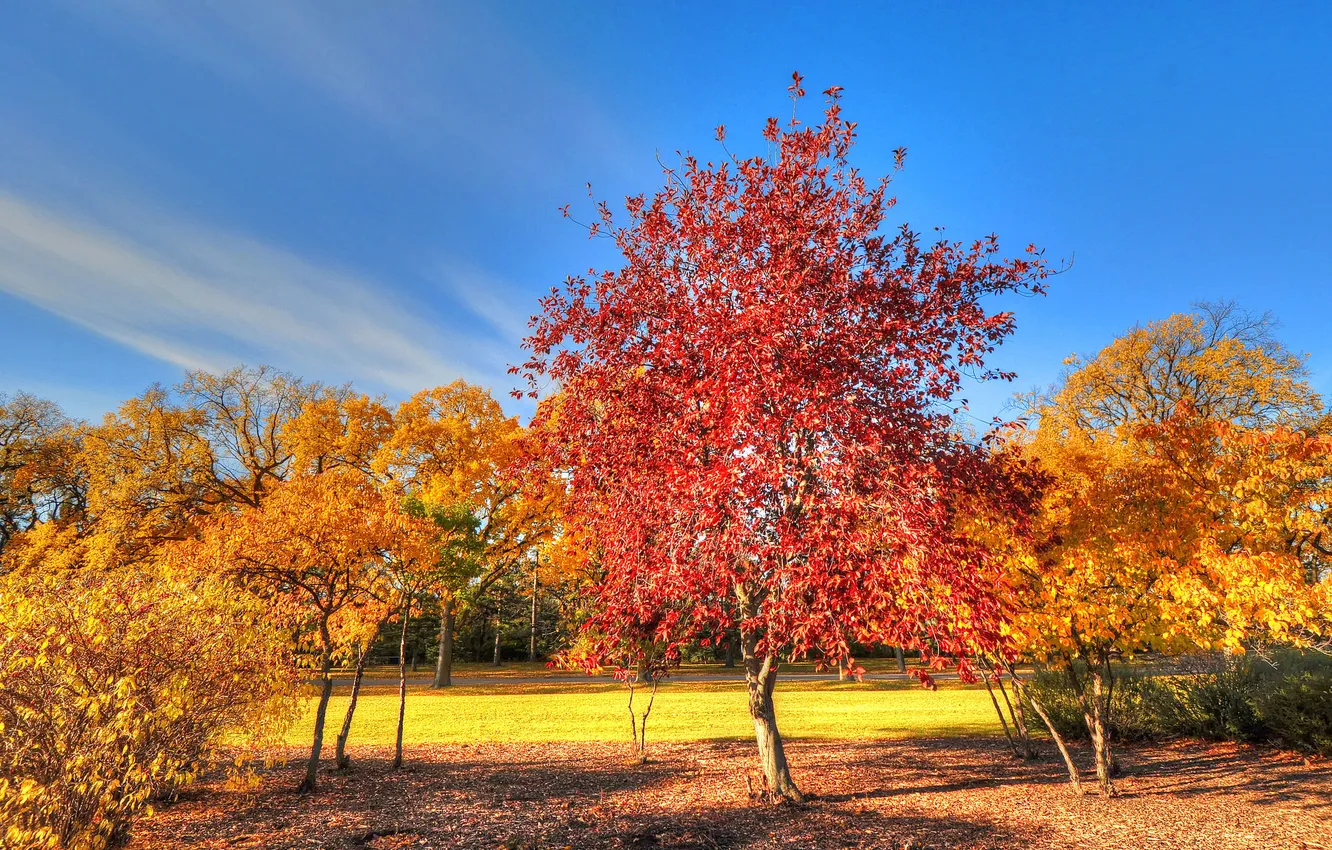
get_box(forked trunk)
[335,642,369,769]
[394,597,412,769]
[626,675,659,762]
[300,621,334,793]
[432,597,454,688]
[743,650,803,802]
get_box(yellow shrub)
[0,567,299,850]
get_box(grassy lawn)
[292,680,1002,746]
[331,658,934,681]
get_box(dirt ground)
[129,737,1331,850]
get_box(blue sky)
[1,2,1329,423]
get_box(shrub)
[0,566,299,850]
[1021,664,1176,743]
[1250,652,1332,756]
[1021,652,1332,757]
[1167,656,1266,742]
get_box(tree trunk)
[1083,659,1116,795]
[1014,675,1082,795]
[394,597,411,769]
[995,669,1036,760]
[743,649,803,802]
[335,642,369,769]
[300,621,335,793]
[528,563,539,662]
[491,612,502,667]
[723,633,736,668]
[626,675,659,762]
[432,597,454,688]
[980,661,1020,758]
[894,646,906,674]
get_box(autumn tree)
[174,472,425,792]
[0,392,82,557]
[1005,305,1332,794]
[382,499,474,768]
[518,76,1048,799]
[285,391,396,478]
[376,382,558,687]
[32,366,324,572]
[281,390,402,767]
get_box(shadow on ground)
[130,737,1332,850]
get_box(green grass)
[293,680,1002,746]
[332,658,938,681]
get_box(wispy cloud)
[0,188,513,396]
[436,261,537,346]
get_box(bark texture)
[432,597,454,688]
[742,649,803,802]
[300,619,334,793]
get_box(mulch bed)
[129,738,1331,849]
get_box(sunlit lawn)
[292,680,1002,746]
[332,658,937,681]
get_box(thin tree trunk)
[1103,658,1120,776]
[743,647,803,802]
[627,678,639,757]
[724,631,736,668]
[432,597,454,688]
[894,646,906,674]
[529,562,538,662]
[300,620,334,793]
[1013,674,1083,795]
[491,612,502,667]
[980,660,1020,758]
[394,597,412,769]
[637,677,659,760]
[994,668,1036,759]
[335,642,369,769]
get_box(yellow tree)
[284,391,396,478]
[1007,304,1331,794]
[50,366,323,570]
[282,390,402,767]
[375,382,558,686]
[175,472,423,792]
[0,393,78,555]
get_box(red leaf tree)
[518,75,1048,800]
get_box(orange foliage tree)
[376,381,559,686]
[172,472,438,792]
[1003,304,1332,794]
